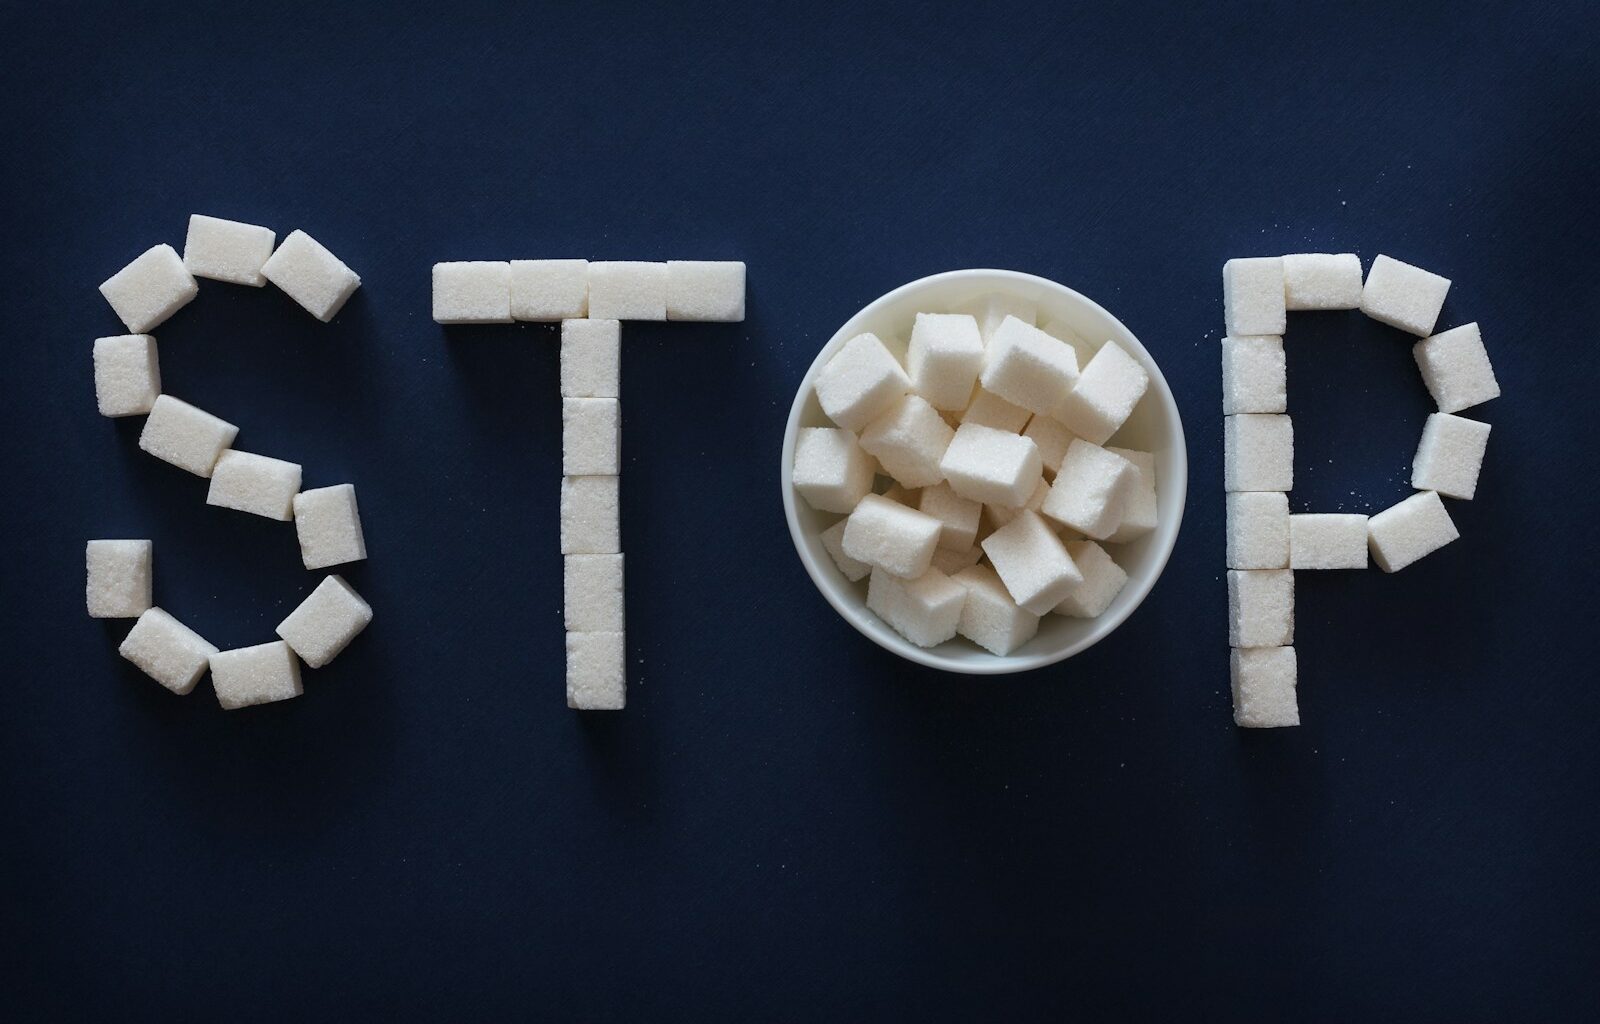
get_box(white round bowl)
[781,269,1188,675]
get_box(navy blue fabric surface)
[2,2,1596,1019]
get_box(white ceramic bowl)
[781,269,1188,675]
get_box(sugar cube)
[981,510,1083,615]
[1041,439,1135,541]
[293,484,368,569]
[119,607,217,695]
[666,260,745,322]
[1022,415,1076,475]
[567,632,626,710]
[841,493,942,579]
[1224,414,1293,492]
[432,261,512,324]
[587,261,666,320]
[979,316,1079,416]
[1222,257,1286,337]
[939,422,1042,508]
[560,476,621,555]
[1361,255,1451,336]
[210,640,303,710]
[1282,253,1362,310]
[1411,413,1490,500]
[563,553,625,633]
[858,394,954,489]
[86,539,152,618]
[930,544,982,576]
[138,395,239,477]
[1231,646,1299,728]
[183,214,275,286]
[560,318,621,399]
[960,388,1031,433]
[880,482,920,507]
[1289,513,1369,570]
[1221,335,1286,415]
[206,450,302,521]
[814,333,911,433]
[906,313,984,411]
[261,230,361,322]
[92,334,161,417]
[275,575,373,668]
[952,563,1040,655]
[1413,322,1500,413]
[1054,540,1129,618]
[98,244,198,334]
[1368,491,1459,572]
[1227,569,1293,648]
[1104,447,1157,544]
[1054,340,1148,446]
[866,567,965,648]
[1225,492,1289,570]
[983,477,1049,531]
[961,293,1036,343]
[918,482,982,551]
[563,398,620,475]
[511,259,589,321]
[820,519,871,582]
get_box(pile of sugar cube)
[90,215,374,709]
[1223,252,1498,728]
[431,258,745,710]
[793,296,1159,656]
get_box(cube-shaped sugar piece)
[1231,646,1299,728]
[1368,491,1459,572]
[1289,513,1369,570]
[1413,322,1500,413]
[952,563,1040,655]
[960,293,1036,343]
[564,554,625,632]
[293,484,368,569]
[960,388,1031,433]
[820,519,871,582]
[981,510,1083,615]
[1022,415,1076,475]
[1104,447,1157,544]
[918,482,982,551]
[1411,413,1490,500]
[1054,340,1149,446]
[906,313,984,411]
[563,398,620,475]
[567,632,626,710]
[1227,569,1294,648]
[210,640,303,710]
[560,318,621,399]
[1222,257,1286,337]
[983,477,1049,531]
[86,539,152,618]
[1226,492,1289,570]
[261,230,361,322]
[859,394,954,489]
[587,261,667,320]
[814,333,911,432]
[1282,253,1362,310]
[979,316,1079,416]
[880,482,920,507]
[841,493,942,579]
[183,214,276,286]
[99,244,198,333]
[1041,439,1135,541]
[939,422,1042,507]
[119,607,217,695]
[511,259,589,321]
[138,395,239,477]
[206,450,302,521]
[1221,335,1286,415]
[1054,540,1129,618]
[432,261,511,324]
[930,544,982,576]
[1224,414,1293,492]
[560,476,621,555]
[1360,254,1450,336]
[666,260,746,321]
[93,334,162,417]
[275,575,373,668]
[866,567,965,648]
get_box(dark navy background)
[2,2,1596,1019]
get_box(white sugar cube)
[587,261,666,320]
[93,334,161,417]
[666,260,745,321]
[1289,513,1369,570]
[1041,439,1134,541]
[1282,253,1362,310]
[951,563,1039,655]
[432,261,511,324]
[1226,492,1289,570]
[1022,415,1076,475]
[210,640,303,710]
[567,632,626,710]
[930,544,982,576]
[866,567,965,648]
[99,243,199,334]
[960,293,1036,343]
[814,333,911,432]
[820,519,871,582]
[794,428,875,515]
[564,554,625,632]
[939,422,1042,508]
[511,259,589,321]
[560,318,621,399]
[1104,447,1157,544]
[119,607,217,695]
[275,575,373,668]
[859,394,954,489]
[1231,646,1299,728]
[1368,491,1459,572]
[563,398,620,475]
[261,230,361,322]
[1411,413,1490,500]
[918,482,982,552]
[1054,540,1128,618]
[1221,335,1286,415]
[1222,257,1286,337]
[960,388,1031,433]
[86,539,152,618]
[138,395,239,477]
[1227,569,1293,648]
[560,476,621,555]
[1360,254,1450,336]
[1413,322,1500,413]
[293,484,368,569]
[206,450,302,521]
[183,214,275,286]
[841,494,942,579]
[1055,340,1148,446]
[981,510,1083,615]
[1224,414,1293,492]
[979,316,1079,416]
[983,478,1049,531]
[906,313,984,411]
